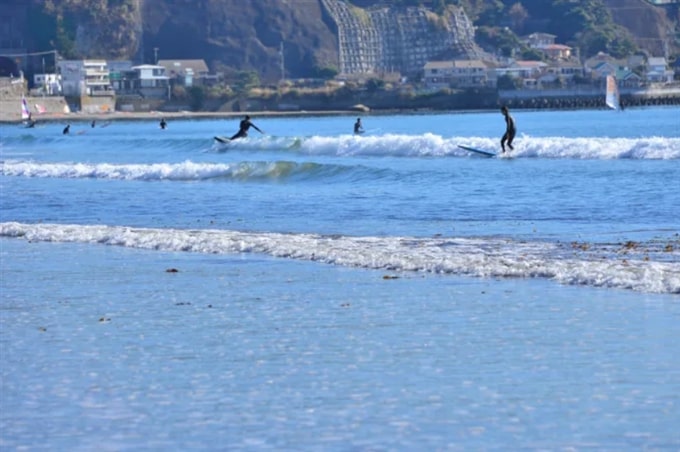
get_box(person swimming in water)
[230,115,263,140]
[500,106,515,153]
[354,117,364,135]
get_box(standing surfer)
[160,118,167,129]
[500,106,515,153]
[354,117,364,135]
[63,124,70,135]
[230,115,263,140]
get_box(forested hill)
[25,0,679,80]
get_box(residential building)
[33,73,61,95]
[522,33,556,48]
[584,52,622,75]
[157,59,210,87]
[521,33,572,60]
[646,57,673,83]
[546,60,584,80]
[589,61,620,80]
[110,63,170,99]
[537,44,572,60]
[615,68,643,87]
[423,59,489,88]
[497,60,548,79]
[58,59,113,96]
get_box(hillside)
[24,0,679,80]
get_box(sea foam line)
[0,160,338,181]
[2,222,678,294]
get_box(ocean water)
[1,107,679,450]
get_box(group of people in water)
[213,106,514,151]
[54,106,516,153]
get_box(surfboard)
[214,136,231,144]
[458,145,496,158]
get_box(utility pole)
[42,57,46,97]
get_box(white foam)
[278,134,680,159]
[2,222,678,294]
[0,160,311,181]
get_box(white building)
[58,59,113,96]
[496,60,548,79]
[33,73,61,95]
[110,64,170,99]
[423,60,490,89]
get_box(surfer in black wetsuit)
[230,115,263,141]
[63,124,70,135]
[354,117,364,135]
[500,106,515,153]
[160,118,167,129]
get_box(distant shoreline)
[0,109,369,125]
[1,96,679,125]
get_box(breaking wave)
[2,222,678,294]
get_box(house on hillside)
[497,60,548,79]
[646,57,673,83]
[522,33,572,60]
[615,68,643,87]
[157,59,212,87]
[584,52,620,73]
[522,33,556,48]
[547,60,584,80]
[589,61,620,80]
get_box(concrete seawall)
[0,96,71,122]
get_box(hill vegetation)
[25,0,678,78]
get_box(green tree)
[365,78,385,92]
[497,74,520,90]
[233,71,260,97]
[312,65,339,79]
[188,86,205,111]
[508,2,529,34]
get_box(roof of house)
[424,61,455,70]
[523,32,557,39]
[452,59,487,68]
[537,44,572,51]
[157,59,209,76]
[647,57,667,66]
[513,60,548,68]
[132,64,165,70]
[615,68,640,80]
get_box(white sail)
[605,75,620,110]
[21,96,31,120]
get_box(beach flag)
[21,96,30,120]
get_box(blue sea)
[1,107,679,450]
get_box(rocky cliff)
[603,0,679,56]
[140,0,339,81]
